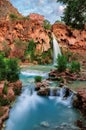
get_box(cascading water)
[58,87,74,106]
[49,86,74,107]
[5,66,83,130]
[52,33,61,65]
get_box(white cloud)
[10,0,64,24]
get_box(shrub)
[0,55,20,82]
[0,96,10,106]
[9,13,18,20]
[43,20,51,30]
[2,81,8,95]
[69,61,80,73]
[0,55,6,81]
[35,76,42,82]
[13,87,21,95]
[25,39,36,62]
[6,58,20,82]
[56,54,67,72]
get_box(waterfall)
[52,33,61,65]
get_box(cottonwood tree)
[57,0,86,29]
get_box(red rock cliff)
[0,19,51,58]
[0,0,22,21]
[52,23,86,63]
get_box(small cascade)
[57,87,74,106]
[52,33,61,65]
[50,88,54,96]
[49,86,74,106]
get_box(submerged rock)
[40,121,50,127]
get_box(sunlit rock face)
[52,23,86,50]
[29,13,44,25]
[0,0,22,21]
[52,23,86,63]
[0,19,51,58]
[0,1,51,60]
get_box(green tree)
[6,58,20,82]
[0,55,6,81]
[0,54,20,82]
[57,0,86,29]
[25,39,36,62]
[56,54,67,72]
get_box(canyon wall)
[52,23,86,64]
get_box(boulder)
[40,121,49,127]
[37,88,49,96]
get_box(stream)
[5,65,83,130]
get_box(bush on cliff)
[9,13,18,20]
[0,96,10,106]
[25,39,36,62]
[0,54,20,82]
[6,58,20,82]
[0,55,6,81]
[43,20,51,30]
[2,81,8,95]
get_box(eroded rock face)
[0,0,22,21]
[52,23,86,63]
[0,19,51,59]
[29,13,44,25]
[52,23,86,50]
[77,89,86,118]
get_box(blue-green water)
[5,66,82,130]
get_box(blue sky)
[10,0,64,24]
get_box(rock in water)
[40,121,49,127]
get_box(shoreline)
[0,80,22,130]
[1,64,86,130]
